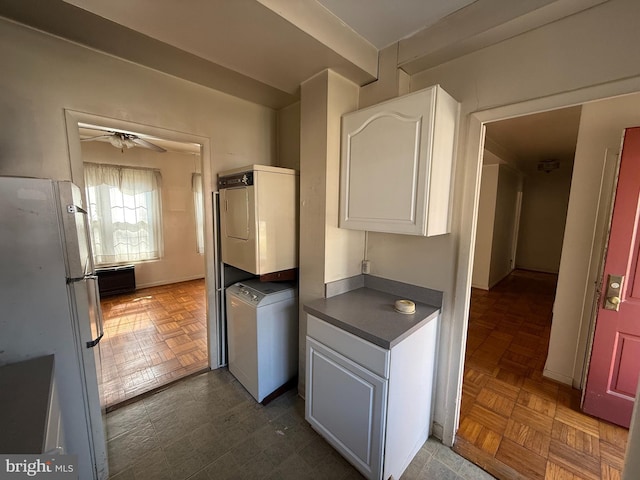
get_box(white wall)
[516,165,572,274]
[324,73,366,284]
[490,165,521,286]
[0,17,277,301]
[277,101,301,171]
[386,0,640,442]
[545,92,640,386]
[472,164,498,289]
[0,19,276,182]
[0,18,278,469]
[298,70,362,395]
[472,162,522,290]
[0,14,277,341]
[81,141,206,288]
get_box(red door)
[583,127,640,428]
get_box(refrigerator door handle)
[87,333,104,349]
[79,205,97,276]
[66,204,88,215]
[67,274,98,283]
[87,275,105,349]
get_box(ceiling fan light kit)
[81,130,167,153]
[537,159,560,173]
[108,133,137,150]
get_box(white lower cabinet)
[305,314,438,480]
[306,338,388,478]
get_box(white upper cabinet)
[340,85,459,236]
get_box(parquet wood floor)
[455,270,628,480]
[100,279,208,408]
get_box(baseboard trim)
[137,275,205,289]
[515,266,560,275]
[543,368,573,386]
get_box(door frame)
[578,147,622,394]
[510,189,523,272]
[63,110,222,370]
[443,76,640,446]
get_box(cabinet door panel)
[306,338,387,480]
[340,88,435,235]
[347,113,421,222]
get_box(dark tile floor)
[107,369,494,480]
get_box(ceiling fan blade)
[80,134,112,142]
[131,136,167,153]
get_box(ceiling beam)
[0,0,297,109]
[256,0,378,80]
[398,0,608,75]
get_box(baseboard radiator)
[95,264,136,297]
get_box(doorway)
[456,107,583,477]
[65,111,218,409]
[457,95,640,478]
[82,125,207,407]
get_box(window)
[84,162,163,265]
[192,173,205,254]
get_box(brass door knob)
[607,296,621,305]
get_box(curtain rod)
[83,161,161,173]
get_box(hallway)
[454,270,628,479]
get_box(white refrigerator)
[0,176,108,479]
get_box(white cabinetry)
[340,85,459,236]
[306,338,388,478]
[0,355,65,455]
[305,314,438,480]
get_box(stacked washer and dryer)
[218,165,298,403]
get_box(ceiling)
[484,106,582,171]
[315,0,477,49]
[0,0,606,108]
[0,0,590,165]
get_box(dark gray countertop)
[304,286,440,349]
[0,355,54,453]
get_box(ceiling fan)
[81,131,167,153]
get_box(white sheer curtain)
[84,162,163,265]
[192,173,205,254]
